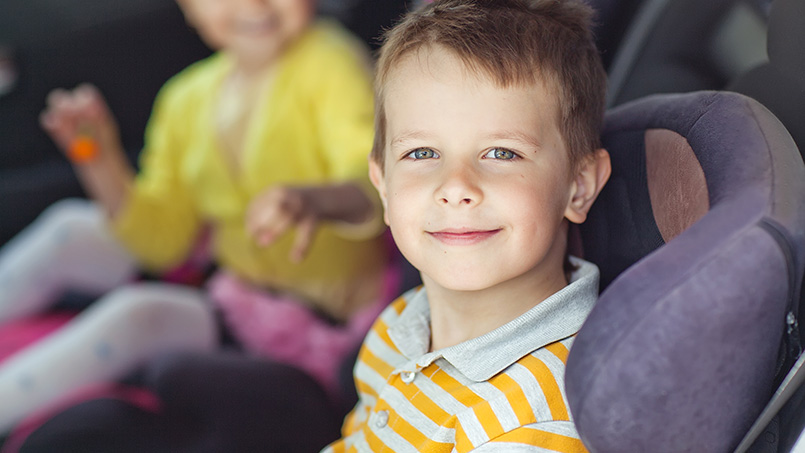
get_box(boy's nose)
[435,164,483,207]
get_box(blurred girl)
[0,0,392,433]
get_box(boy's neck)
[425,259,569,352]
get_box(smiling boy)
[323,0,610,451]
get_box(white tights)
[0,199,217,432]
[0,198,136,323]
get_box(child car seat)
[565,91,805,452]
[727,1,805,449]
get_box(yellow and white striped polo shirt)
[323,257,599,452]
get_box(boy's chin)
[422,272,506,293]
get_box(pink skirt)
[207,267,400,399]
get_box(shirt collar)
[387,257,600,381]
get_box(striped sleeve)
[471,421,587,453]
[452,339,579,452]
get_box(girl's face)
[178,0,314,68]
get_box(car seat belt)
[604,0,671,108]
[735,236,805,453]
[735,349,805,452]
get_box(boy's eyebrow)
[390,130,544,149]
[390,130,432,148]
[483,130,543,149]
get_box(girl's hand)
[245,186,319,263]
[39,84,122,162]
[39,84,133,217]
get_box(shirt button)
[375,410,389,428]
[400,371,415,383]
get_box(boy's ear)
[368,158,390,226]
[564,148,611,224]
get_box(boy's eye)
[483,148,517,160]
[406,148,439,160]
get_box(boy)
[324,0,611,451]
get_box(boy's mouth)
[427,228,502,245]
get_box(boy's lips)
[427,228,502,245]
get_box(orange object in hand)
[67,135,100,164]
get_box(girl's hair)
[371,0,606,169]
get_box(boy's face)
[178,0,314,66]
[370,46,605,294]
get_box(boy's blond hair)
[371,0,606,169]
